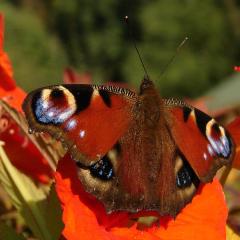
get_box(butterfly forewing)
[163,99,234,182]
[23,84,136,166]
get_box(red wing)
[23,84,137,165]
[164,102,233,181]
[227,117,240,169]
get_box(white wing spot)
[207,144,214,156]
[66,119,77,130]
[58,109,75,122]
[47,111,54,118]
[42,101,49,109]
[79,130,86,138]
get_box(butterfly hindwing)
[23,84,136,166]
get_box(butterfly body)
[23,77,234,216]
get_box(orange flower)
[0,14,53,183]
[55,154,228,240]
[0,14,15,91]
[0,15,25,111]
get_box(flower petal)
[0,14,15,90]
[0,86,26,112]
[55,154,129,240]
[0,14,26,111]
[0,13,53,184]
[55,155,227,240]
[0,121,53,183]
[151,179,227,240]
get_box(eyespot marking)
[206,119,232,158]
[175,152,199,189]
[64,85,93,113]
[32,86,77,125]
[89,156,114,181]
[50,88,64,99]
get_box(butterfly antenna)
[160,37,189,77]
[124,16,150,80]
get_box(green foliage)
[136,0,237,97]
[2,1,240,97]
[0,222,26,240]
[43,0,239,97]
[0,2,69,91]
[0,144,63,240]
[46,0,142,84]
[45,185,64,240]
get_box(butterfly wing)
[23,82,232,216]
[72,85,200,216]
[23,83,197,216]
[77,101,199,216]
[163,99,234,182]
[23,84,137,166]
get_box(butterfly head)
[139,76,156,95]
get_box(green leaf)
[45,185,64,239]
[0,221,26,240]
[0,144,57,240]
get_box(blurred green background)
[1,0,240,98]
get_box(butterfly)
[22,77,234,216]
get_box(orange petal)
[0,14,15,90]
[0,14,25,111]
[0,121,53,183]
[55,154,130,240]
[151,179,227,239]
[0,14,3,51]
[0,86,26,112]
[55,155,227,240]
[0,13,52,184]
[111,180,227,240]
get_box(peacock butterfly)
[22,77,234,216]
